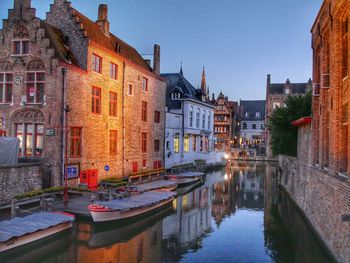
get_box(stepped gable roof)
[72,9,152,72]
[269,82,310,95]
[161,73,211,109]
[40,21,79,66]
[228,101,238,112]
[240,100,266,120]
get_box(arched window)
[196,108,200,128]
[189,106,193,127]
[26,60,45,104]
[13,24,29,55]
[208,113,211,130]
[202,110,206,128]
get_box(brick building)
[311,0,350,176]
[212,92,239,151]
[0,0,166,187]
[265,75,312,156]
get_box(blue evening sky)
[0,0,322,101]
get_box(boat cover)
[135,180,177,192]
[173,172,204,178]
[0,137,19,165]
[0,212,74,242]
[96,191,176,211]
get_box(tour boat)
[0,212,75,253]
[166,172,205,188]
[88,191,176,222]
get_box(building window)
[245,112,249,118]
[208,113,211,130]
[189,107,193,127]
[132,162,138,173]
[343,18,349,78]
[174,134,179,153]
[184,135,189,152]
[202,110,206,129]
[252,124,257,129]
[285,88,290,94]
[109,92,117,117]
[143,159,147,168]
[154,140,160,152]
[273,102,280,110]
[243,122,247,129]
[166,141,170,149]
[13,40,29,55]
[141,132,147,153]
[128,84,133,96]
[142,77,148,91]
[153,160,162,169]
[205,136,209,152]
[16,124,43,156]
[196,108,200,128]
[26,72,45,104]
[192,136,197,152]
[142,101,148,122]
[0,73,13,103]
[110,130,117,155]
[92,54,102,73]
[154,111,161,123]
[261,124,264,129]
[92,87,101,114]
[171,92,181,100]
[70,127,82,157]
[110,62,118,80]
[255,112,260,118]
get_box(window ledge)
[11,54,29,57]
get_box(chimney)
[96,4,110,36]
[212,93,215,101]
[153,44,160,75]
[145,59,151,66]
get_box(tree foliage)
[268,91,312,157]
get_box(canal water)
[1,162,333,263]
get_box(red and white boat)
[0,212,75,253]
[88,191,176,222]
[166,172,205,188]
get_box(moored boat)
[166,172,205,188]
[88,191,176,223]
[121,180,178,194]
[0,212,75,253]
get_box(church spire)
[180,61,183,76]
[201,66,206,94]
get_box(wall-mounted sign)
[45,128,55,136]
[104,165,110,172]
[67,164,79,179]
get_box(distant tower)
[201,66,207,97]
[180,62,183,76]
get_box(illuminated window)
[141,132,147,152]
[109,92,117,117]
[0,73,13,103]
[154,111,161,123]
[110,130,117,155]
[110,62,118,80]
[92,87,101,114]
[192,136,197,152]
[16,124,44,157]
[174,135,179,153]
[154,140,160,152]
[142,77,148,91]
[128,84,133,95]
[142,101,148,122]
[92,54,102,73]
[184,135,189,152]
[26,72,45,104]
[13,40,29,55]
[70,127,82,157]
[273,102,280,110]
[205,135,209,152]
[285,88,290,94]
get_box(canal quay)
[0,163,334,263]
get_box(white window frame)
[12,39,30,56]
[25,71,45,104]
[0,72,13,104]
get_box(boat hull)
[0,222,73,253]
[90,197,174,222]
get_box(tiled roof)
[161,73,211,109]
[269,82,311,95]
[240,100,266,120]
[40,21,79,66]
[72,9,152,72]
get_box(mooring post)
[40,196,45,211]
[108,186,112,201]
[11,198,17,218]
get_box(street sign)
[45,128,55,136]
[104,165,110,172]
[67,165,79,179]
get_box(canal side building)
[161,68,216,169]
[0,0,166,195]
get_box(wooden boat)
[88,191,176,223]
[0,212,75,253]
[120,180,178,194]
[166,172,205,188]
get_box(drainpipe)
[60,68,67,186]
[122,62,126,177]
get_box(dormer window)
[171,92,181,100]
[255,112,260,118]
[245,112,249,118]
[285,88,290,94]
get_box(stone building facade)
[311,0,350,176]
[212,92,239,151]
[265,75,312,157]
[0,0,166,189]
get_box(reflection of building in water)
[238,168,264,209]
[161,186,212,262]
[65,221,163,263]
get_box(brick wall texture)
[279,155,350,263]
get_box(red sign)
[29,87,35,97]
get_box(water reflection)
[0,163,334,263]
